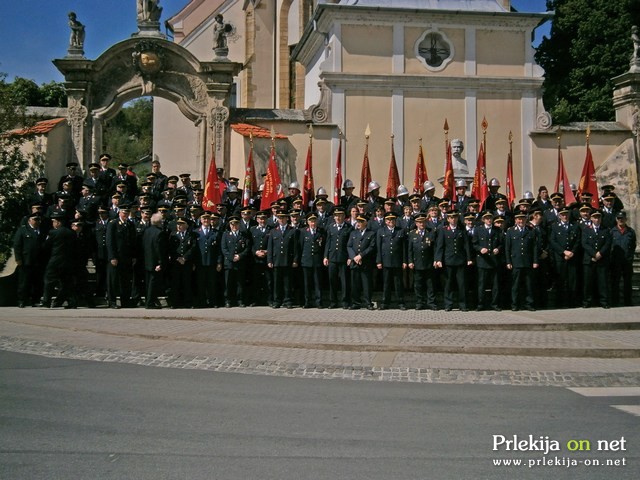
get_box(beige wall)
[342,25,393,74]
[477,30,525,77]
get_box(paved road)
[1,351,638,480]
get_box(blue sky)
[0,0,550,85]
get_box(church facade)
[152,0,638,225]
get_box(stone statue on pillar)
[136,0,164,37]
[67,12,85,57]
[213,14,234,60]
[631,26,640,73]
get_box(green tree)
[103,98,153,173]
[535,0,640,123]
[0,74,44,269]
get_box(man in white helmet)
[454,179,470,213]
[313,186,335,214]
[285,181,302,209]
[340,179,361,211]
[484,178,508,212]
[365,180,385,215]
[420,180,441,211]
[396,185,410,213]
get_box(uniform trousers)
[170,262,193,308]
[443,265,467,309]
[145,269,164,307]
[477,267,500,310]
[381,267,405,307]
[17,265,44,305]
[302,266,323,307]
[107,261,133,307]
[350,265,373,308]
[583,262,609,307]
[510,267,534,309]
[250,263,272,306]
[610,261,633,307]
[554,258,578,308]
[195,265,218,307]
[224,265,246,306]
[412,269,436,309]
[43,265,75,307]
[327,262,349,306]
[272,266,292,307]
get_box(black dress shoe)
[511,307,519,311]
[145,305,161,310]
[109,303,120,309]
[460,308,469,312]
[238,303,246,308]
[444,307,452,312]
[366,305,376,310]
[429,305,439,311]
[399,305,407,311]
[272,304,280,309]
[349,305,361,310]
[224,302,232,308]
[378,305,386,311]
[492,307,502,312]
[64,305,77,309]
[602,305,610,309]
[525,306,536,312]
[18,302,25,308]
[328,304,338,309]
[286,304,294,309]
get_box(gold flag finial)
[443,118,449,133]
[508,130,513,144]
[481,116,488,134]
[419,137,422,146]
[557,128,562,147]
[365,124,371,139]
[586,124,591,145]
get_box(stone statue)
[632,26,640,66]
[450,138,469,175]
[137,0,162,23]
[213,14,233,58]
[68,12,85,50]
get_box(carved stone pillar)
[91,116,104,163]
[66,94,89,167]
[211,104,230,174]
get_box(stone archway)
[54,35,242,177]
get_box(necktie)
[203,228,208,236]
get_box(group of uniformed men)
[11,154,637,311]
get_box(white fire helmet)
[397,185,409,196]
[317,187,328,196]
[455,179,467,188]
[343,179,354,190]
[289,181,300,190]
[423,180,435,191]
[489,178,501,187]
[368,181,380,193]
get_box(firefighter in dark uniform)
[548,207,581,308]
[13,213,46,307]
[106,205,137,308]
[168,218,196,308]
[221,216,251,307]
[267,211,298,309]
[193,211,223,308]
[249,211,272,306]
[472,211,503,311]
[347,214,377,310]
[407,213,438,310]
[435,210,472,311]
[323,207,352,308]
[143,213,168,309]
[376,212,407,310]
[504,211,538,311]
[70,220,95,307]
[93,206,110,300]
[298,213,325,308]
[131,207,152,306]
[581,210,611,308]
[610,211,637,307]
[42,213,77,308]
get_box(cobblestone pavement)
[1,306,639,387]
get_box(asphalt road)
[1,351,638,480]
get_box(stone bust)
[450,138,469,175]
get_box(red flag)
[203,144,224,210]
[472,142,489,207]
[360,143,372,200]
[442,139,455,200]
[554,147,576,205]
[242,141,257,207]
[386,138,400,199]
[505,149,516,208]
[260,144,283,210]
[578,145,599,208]
[413,143,428,194]
[334,137,343,206]
[302,142,315,211]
